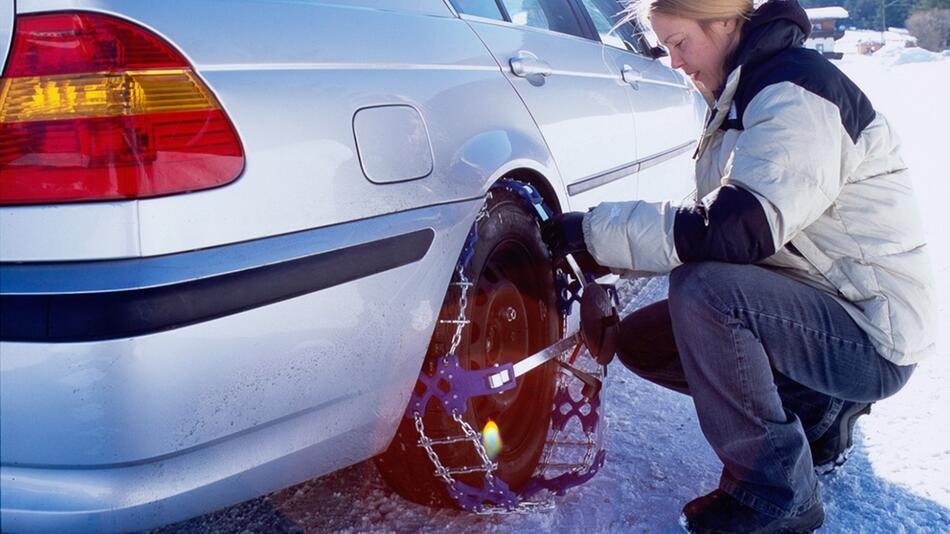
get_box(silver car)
[0,0,704,531]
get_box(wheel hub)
[478,281,528,414]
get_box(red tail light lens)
[0,12,245,205]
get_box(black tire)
[376,187,559,508]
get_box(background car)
[0,0,705,531]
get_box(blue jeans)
[616,262,914,518]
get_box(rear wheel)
[376,187,559,507]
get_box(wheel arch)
[442,121,568,217]
[493,167,564,217]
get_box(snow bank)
[872,43,948,66]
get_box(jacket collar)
[694,66,743,159]
[727,0,811,73]
[695,1,810,159]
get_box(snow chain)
[405,180,608,514]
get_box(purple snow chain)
[550,380,601,434]
[520,385,606,498]
[405,180,607,512]
[449,477,520,512]
[405,353,516,418]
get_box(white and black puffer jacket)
[583,0,935,365]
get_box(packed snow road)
[154,48,950,534]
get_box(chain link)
[414,413,458,487]
[452,412,497,481]
[446,266,472,356]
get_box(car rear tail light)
[0,12,245,205]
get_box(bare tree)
[906,8,950,51]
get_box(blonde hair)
[623,0,754,27]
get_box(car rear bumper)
[0,199,482,533]
[2,397,377,533]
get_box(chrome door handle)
[510,57,552,78]
[621,65,642,89]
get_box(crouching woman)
[542,0,935,532]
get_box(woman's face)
[649,12,740,95]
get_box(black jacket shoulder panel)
[730,47,876,143]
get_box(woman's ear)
[711,18,740,37]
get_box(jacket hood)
[728,0,811,72]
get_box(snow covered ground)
[157,47,950,534]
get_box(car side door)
[575,0,702,205]
[452,0,640,205]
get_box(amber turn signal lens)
[0,70,221,123]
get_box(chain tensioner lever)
[487,277,620,391]
[556,359,602,400]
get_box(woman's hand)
[541,212,610,277]
[541,212,587,262]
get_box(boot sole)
[815,445,854,475]
[814,403,872,476]
[679,504,825,534]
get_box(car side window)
[499,0,586,38]
[578,0,645,54]
[450,0,505,20]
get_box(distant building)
[804,7,849,59]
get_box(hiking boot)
[679,489,824,534]
[811,401,872,475]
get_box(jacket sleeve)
[721,81,851,250]
[583,81,850,273]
